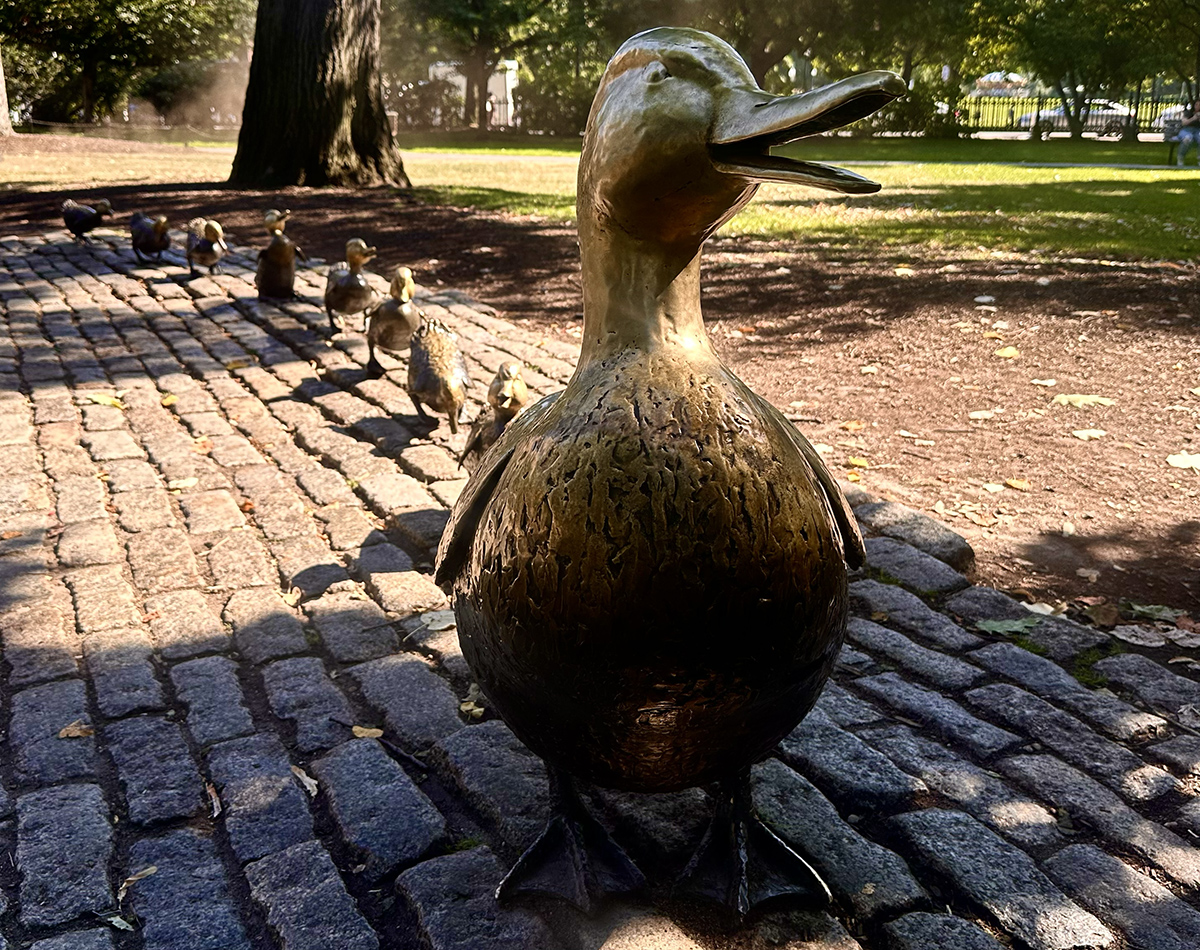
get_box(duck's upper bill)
[708,71,907,194]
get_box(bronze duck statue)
[129,212,170,262]
[256,209,307,298]
[459,361,528,472]
[186,218,228,277]
[62,198,113,243]
[365,265,423,377]
[406,318,471,433]
[435,28,901,916]
[323,238,379,336]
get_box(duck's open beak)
[709,71,906,194]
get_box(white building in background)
[429,60,520,127]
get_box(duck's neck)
[577,216,715,368]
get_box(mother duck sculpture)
[436,28,902,917]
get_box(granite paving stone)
[128,829,252,950]
[813,681,888,728]
[206,528,278,588]
[864,536,969,594]
[17,784,114,927]
[311,738,446,880]
[55,518,122,567]
[179,489,246,533]
[102,457,160,491]
[0,604,80,685]
[999,754,1200,887]
[396,847,562,950]
[1092,653,1200,714]
[169,655,257,746]
[54,474,108,523]
[752,759,926,920]
[1151,735,1200,774]
[854,500,975,571]
[81,428,144,461]
[965,683,1177,801]
[223,588,309,663]
[882,913,1005,950]
[106,716,203,824]
[144,588,229,658]
[126,527,204,594]
[855,673,1021,759]
[206,733,315,864]
[944,586,1108,661]
[112,488,177,531]
[350,653,464,748]
[848,579,983,651]
[30,933,113,950]
[846,618,984,690]
[262,656,355,752]
[245,840,379,950]
[11,679,97,785]
[64,564,144,631]
[1044,843,1200,950]
[303,589,398,661]
[82,627,165,717]
[778,707,927,812]
[889,809,1112,950]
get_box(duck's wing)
[435,390,561,590]
[754,395,866,570]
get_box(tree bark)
[230,0,409,187]
[0,46,13,136]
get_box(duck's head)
[95,199,114,217]
[579,28,905,247]
[204,220,228,251]
[346,238,377,267]
[264,209,291,233]
[390,265,416,302]
[488,360,528,417]
[152,215,169,236]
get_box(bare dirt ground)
[3,136,1198,622]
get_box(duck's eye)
[643,63,670,84]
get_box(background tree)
[0,46,12,135]
[230,0,409,187]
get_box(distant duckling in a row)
[407,319,471,434]
[256,209,307,298]
[186,218,227,277]
[366,266,423,377]
[130,213,170,262]
[324,239,378,335]
[460,361,529,471]
[62,198,114,243]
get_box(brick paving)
[0,224,1197,949]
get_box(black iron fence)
[954,94,1186,136]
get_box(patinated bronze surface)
[435,26,901,913]
[459,361,529,472]
[185,218,227,277]
[256,209,307,298]
[366,265,422,375]
[406,318,471,433]
[130,212,170,262]
[62,198,113,242]
[323,238,378,334]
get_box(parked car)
[1016,99,1132,137]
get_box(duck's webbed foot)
[496,768,645,915]
[327,308,344,336]
[675,770,830,919]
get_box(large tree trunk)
[230,0,409,187]
[0,46,13,135]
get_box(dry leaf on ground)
[1031,378,1057,386]
[166,477,198,491]
[847,457,870,468]
[968,409,994,420]
[352,725,384,739]
[840,420,867,432]
[117,865,158,903]
[419,610,457,632]
[160,394,178,407]
[1072,429,1106,441]
[994,346,1020,359]
[86,393,125,410]
[58,719,94,739]
[1166,451,1200,470]
[290,766,318,796]
[206,782,222,817]
[1005,478,1032,491]
[1053,393,1115,408]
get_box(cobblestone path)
[1,226,1199,950]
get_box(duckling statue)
[365,265,423,377]
[459,361,528,472]
[406,318,470,433]
[62,198,113,243]
[323,238,379,336]
[186,218,228,277]
[435,28,902,917]
[129,212,170,262]
[256,209,307,298]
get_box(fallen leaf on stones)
[160,394,178,407]
[87,393,126,410]
[1177,616,1200,633]
[1031,378,1057,387]
[1052,393,1115,408]
[994,346,1020,359]
[226,358,251,370]
[239,500,254,512]
[206,782,222,817]
[1072,429,1106,441]
[290,766,318,797]
[1005,478,1031,491]
[860,365,878,375]
[895,266,915,276]
[976,616,1041,635]
[58,719,94,739]
[192,437,213,454]
[1167,630,1200,648]
[1062,521,1076,536]
[1191,387,1200,397]
[460,700,486,720]
[860,882,877,895]
[419,610,457,632]
[964,511,997,527]
[846,471,862,482]
[914,438,935,446]
[1026,602,1058,615]
[104,916,135,932]
[1,529,21,540]
[1109,624,1167,648]
[968,410,994,420]
[1177,704,1200,729]
[1125,602,1185,622]
[983,330,1003,340]
[352,726,384,739]
[870,612,889,622]
[1075,567,1100,583]
[281,588,302,606]
[117,865,158,902]
[813,442,833,454]
[1169,656,1192,664]
[974,295,995,304]
[1167,451,1200,470]
[166,477,198,491]
[982,483,1005,493]
[840,420,867,432]
[1084,603,1121,627]
[847,457,870,468]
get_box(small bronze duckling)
[406,318,471,433]
[365,265,423,377]
[186,218,228,277]
[256,209,307,298]
[62,198,113,243]
[436,28,902,917]
[459,361,528,472]
[323,238,379,336]
[130,212,170,262]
